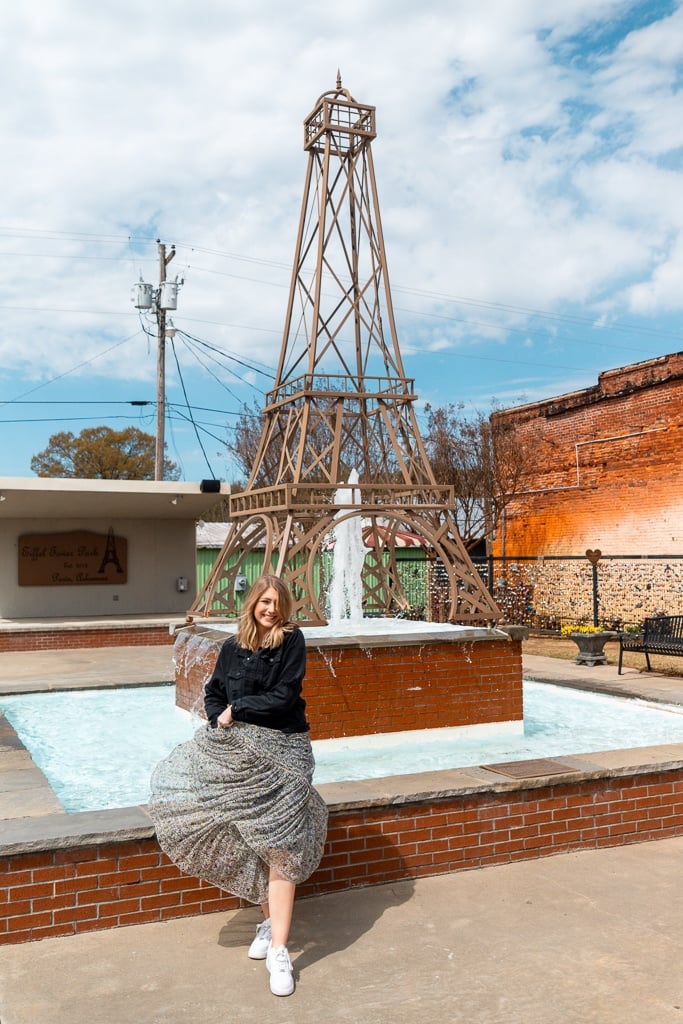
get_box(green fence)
[196,547,427,618]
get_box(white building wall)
[0,517,197,617]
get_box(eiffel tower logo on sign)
[98,527,124,575]
[191,76,500,626]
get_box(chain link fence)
[320,553,683,629]
[471,555,683,631]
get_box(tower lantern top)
[304,78,376,154]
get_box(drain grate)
[482,757,578,779]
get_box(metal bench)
[618,615,683,674]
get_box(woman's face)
[253,586,280,635]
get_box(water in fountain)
[328,469,364,622]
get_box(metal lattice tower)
[191,77,500,625]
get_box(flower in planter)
[560,623,618,665]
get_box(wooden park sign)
[18,529,127,586]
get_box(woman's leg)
[267,867,296,947]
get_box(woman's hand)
[216,706,234,729]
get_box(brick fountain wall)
[2,760,682,944]
[174,624,524,738]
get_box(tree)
[228,398,272,486]
[30,426,180,480]
[228,397,404,488]
[229,397,534,550]
[423,402,535,551]
[199,496,232,522]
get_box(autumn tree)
[30,426,180,480]
[230,396,533,550]
[423,402,534,551]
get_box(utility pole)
[155,241,175,481]
[131,240,181,481]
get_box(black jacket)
[204,626,309,733]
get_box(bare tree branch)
[423,402,536,551]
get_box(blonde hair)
[236,574,293,651]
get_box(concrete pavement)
[523,651,683,706]
[0,644,175,694]
[0,837,682,1023]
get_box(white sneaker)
[266,944,294,996]
[248,918,271,959]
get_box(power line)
[167,408,232,447]
[0,400,258,420]
[0,227,143,244]
[0,331,143,409]
[168,336,216,478]
[1,400,154,405]
[0,250,157,264]
[177,336,254,407]
[1,225,681,346]
[0,303,136,317]
[0,415,143,425]
[177,328,275,378]
[393,290,683,344]
[394,304,674,358]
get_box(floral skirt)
[148,721,328,905]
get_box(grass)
[523,634,683,677]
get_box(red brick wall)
[0,627,174,653]
[2,767,681,944]
[493,352,683,556]
[173,630,524,739]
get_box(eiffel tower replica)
[191,76,500,625]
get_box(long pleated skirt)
[148,721,328,905]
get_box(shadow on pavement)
[216,828,414,975]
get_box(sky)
[1,0,682,483]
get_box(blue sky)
[1,0,682,482]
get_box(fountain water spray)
[328,469,365,622]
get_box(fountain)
[175,77,524,740]
[176,480,523,742]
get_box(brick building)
[492,351,683,557]
[488,352,683,627]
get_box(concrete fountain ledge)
[1,737,683,946]
[181,618,526,647]
[1,626,681,944]
[1,741,683,858]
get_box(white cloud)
[1,0,682,477]
[628,232,683,311]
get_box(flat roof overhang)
[0,478,230,520]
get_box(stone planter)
[567,631,619,666]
